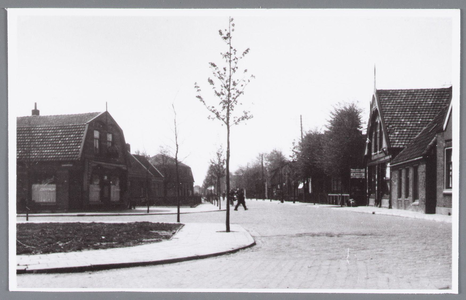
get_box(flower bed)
[17,222,183,255]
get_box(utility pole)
[300,115,303,142]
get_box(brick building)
[128,151,164,206]
[364,87,452,212]
[17,105,130,212]
[390,102,452,214]
[149,154,199,205]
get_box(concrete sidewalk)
[17,222,255,274]
[16,202,226,219]
[259,199,452,223]
[331,205,452,223]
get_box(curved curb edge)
[17,239,256,275]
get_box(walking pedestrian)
[234,188,248,211]
[229,189,236,206]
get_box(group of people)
[221,188,248,211]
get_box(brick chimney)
[32,103,40,116]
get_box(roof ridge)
[17,111,103,118]
[376,86,452,91]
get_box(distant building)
[364,87,452,212]
[193,185,202,196]
[149,154,198,205]
[128,150,164,206]
[17,105,130,212]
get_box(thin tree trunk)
[224,18,234,233]
[173,104,181,223]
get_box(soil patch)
[17,222,183,255]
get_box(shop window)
[445,148,452,189]
[94,130,100,154]
[32,175,56,203]
[413,165,419,200]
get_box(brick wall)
[390,162,426,212]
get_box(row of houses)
[265,86,453,216]
[16,105,197,212]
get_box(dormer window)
[94,130,100,154]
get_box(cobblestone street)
[16,200,453,291]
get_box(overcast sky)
[8,9,459,185]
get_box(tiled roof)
[151,154,190,168]
[17,124,87,161]
[128,154,153,178]
[17,112,103,162]
[377,87,451,149]
[391,104,450,166]
[150,154,194,183]
[17,112,102,127]
[133,154,164,179]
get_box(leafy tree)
[195,17,254,232]
[322,102,365,195]
[202,165,216,190]
[265,149,288,173]
[292,129,326,202]
[234,162,263,198]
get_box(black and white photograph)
[7,8,459,294]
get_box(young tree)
[172,104,181,222]
[195,17,254,232]
[210,147,226,208]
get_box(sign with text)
[351,169,365,179]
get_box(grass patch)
[17,222,183,255]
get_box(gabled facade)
[365,87,452,208]
[17,106,130,212]
[149,154,195,199]
[128,152,164,206]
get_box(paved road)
[16,200,453,291]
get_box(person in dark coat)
[229,189,236,206]
[234,188,248,211]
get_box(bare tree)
[195,17,254,232]
[173,104,181,222]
